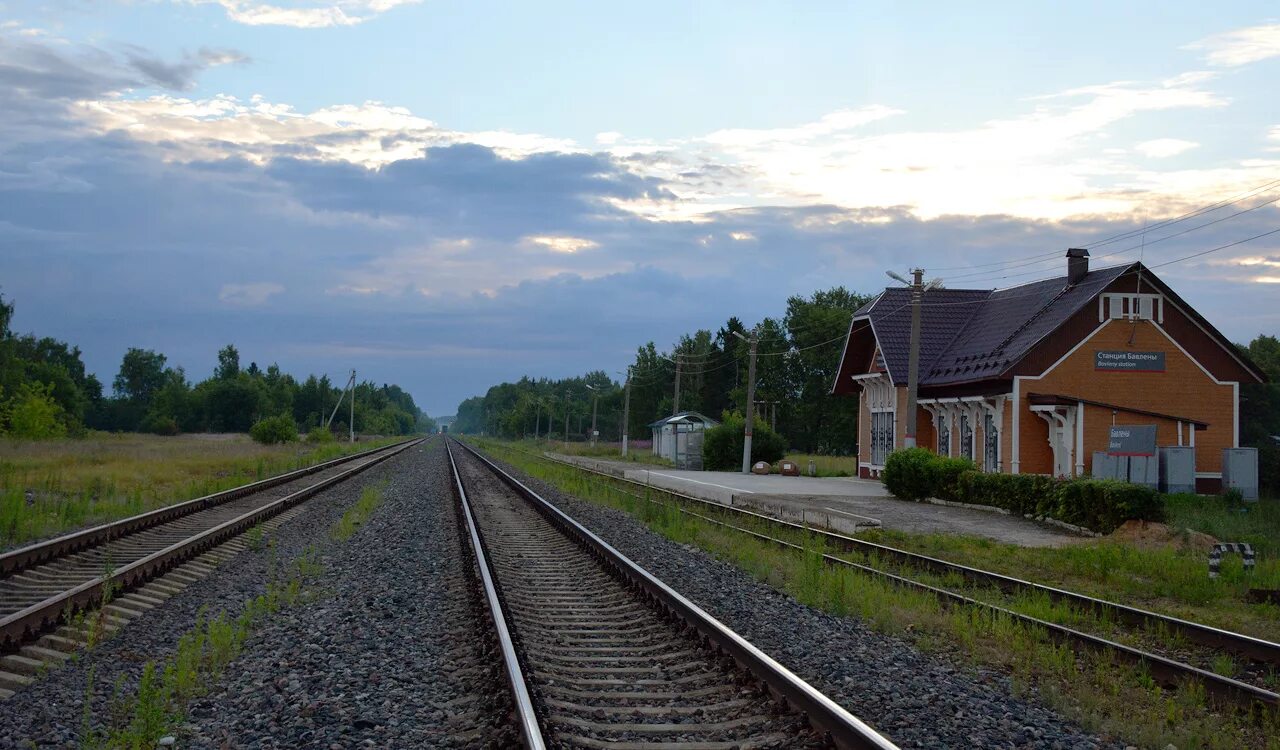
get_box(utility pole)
[563,391,570,448]
[621,368,632,458]
[672,357,682,416]
[733,330,759,473]
[534,402,541,440]
[349,369,355,443]
[585,384,600,447]
[905,269,922,449]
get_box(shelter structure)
[832,250,1267,492]
[649,411,719,470]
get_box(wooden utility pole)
[672,357,682,415]
[622,368,632,458]
[734,330,759,473]
[904,269,923,448]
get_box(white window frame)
[1099,293,1163,323]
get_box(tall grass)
[1165,493,1280,558]
[782,453,860,477]
[0,433,399,548]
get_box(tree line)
[0,294,433,439]
[455,287,873,454]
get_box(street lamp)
[617,369,632,458]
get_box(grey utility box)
[1222,448,1259,500]
[1091,451,1157,487]
[1092,451,1120,480]
[1127,455,1159,489]
[1158,447,1196,495]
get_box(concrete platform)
[551,454,1085,548]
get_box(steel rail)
[525,450,1279,711]
[540,452,1280,667]
[0,438,421,650]
[444,440,547,750]
[453,439,899,750]
[1,438,418,577]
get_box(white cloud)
[78,95,577,166]
[703,105,902,148]
[595,131,622,145]
[1255,276,1280,283]
[191,0,421,28]
[1136,138,1198,158]
[1186,23,1280,67]
[526,235,600,253]
[729,231,755,241]
[219,281,284,306]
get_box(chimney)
[1066,247,1089,285]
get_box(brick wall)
[1014,319,1234,475]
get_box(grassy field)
[1165,492,1280,558]
[519,437,675,467]
[0,432,401,548]
[782,453,860,477]
[473,438,1279,749]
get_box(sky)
[1,1,1278,418]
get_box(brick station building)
[832,249,1267,492]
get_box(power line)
[925,176,1280,280]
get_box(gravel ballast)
[183,439,514,748]
[479,448,1122,750]
[0,438,512,749]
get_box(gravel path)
[0,438,510,749]
[483,449,1124,750]
[183,439,514,748]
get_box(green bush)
[249,415,298,445]
[306,425,336,444]
[6,382,68,440]
[955,470,1059,516]
[882,448,938,501]
[701,413,787,471]
[934,456,976,501]
[139,413,180,436]
[952,470,1163,533]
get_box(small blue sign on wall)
[1107,424,1157,457]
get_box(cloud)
[526,235,600,253]
[1135,138,1198,158]
[218,282,285,306]
[1187,23,1280,67]
[191,0,421,28]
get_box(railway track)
[497,445,1280,714]
[0,438,421,696]
[447,439,898,750]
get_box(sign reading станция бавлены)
[1094,350,1165,372]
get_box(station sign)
[1095,350,1165,372]
[1107,424,1157,457]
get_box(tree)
[113,348,168,403]
[215,345,240,380]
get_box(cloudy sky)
[2,1,1278,417]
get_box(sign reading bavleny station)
[1107,425,1157,457]
[1095,350,1165,372]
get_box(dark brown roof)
[856,264,1130,386]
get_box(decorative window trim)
[1099,293,1163,323]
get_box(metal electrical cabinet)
[1157,447,1196,495]
[1221,448,1259,500]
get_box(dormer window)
[1100,293,1163,323]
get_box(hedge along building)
[832,249,1267,492]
